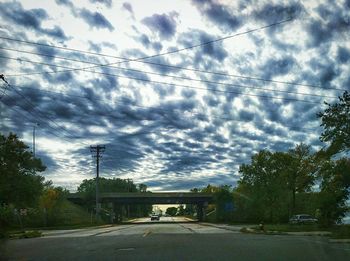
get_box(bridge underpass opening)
[67,192,213,223]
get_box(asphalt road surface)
[1,218,350,261]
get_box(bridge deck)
[67,192,213,204]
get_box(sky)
[0,0,349,192]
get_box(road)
[1,217,350,260]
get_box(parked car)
[289,214,318,224]
[151,214,160,221]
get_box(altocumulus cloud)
[0,1,68,40]
[0,0,349,192]
[142,12,178,40]
[79,8,114,31]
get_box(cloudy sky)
[0,0,349,191]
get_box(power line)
[0,17,294,76]
[0,79,92,146]
[7,82,322,132]
[0,48,341,98]
[0,43,344,92]
[10,85,89,145]
[0,56,326,104]
[0,96,77,143]
[0,99,95,172]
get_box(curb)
[199,223,242,232]
[40,224,114,236]
[329,239,350,243]
[285,231,331,236]
[239,227,332,236]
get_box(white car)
[151,214,160,221]
[289,214,317,224]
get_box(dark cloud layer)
[260,56,296,79]
[0,1,68,40]
[306,3,349,48]
[142,13,178,40]
[79,8,114,31]
[254,2,303,23]
[192,0,241,32]
[178,30,228,63]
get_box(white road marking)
[143,230,152,237]
[116,248,135,251]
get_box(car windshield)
[1,1,349,260]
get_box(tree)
[138,184,147,193]
[39,185,68,226]
[317,158,350,226]
[317,91,350,155]
[0,133,46,207]
[238,150,290,223]
[166,207,177,216]
[77,177,138,204]
[214,185,234,222]
[76,178,151,218]
[281,144,315,215]
[177,205,185,216]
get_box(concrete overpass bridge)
[67,192,214,221]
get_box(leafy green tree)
[138,183,147,192]
[77,178,151,218]
[280,144,315,215]
[214,185,234,222]
[238,150,290,223]
[200,184,220,194]
[0,133,46,207]
[166,207,177,216]
[191,185,235,222]
[77,177,138,203]
[317,158,350,226]
[40,185,68,226]
[317,91,350,155]
[177,205,185,216]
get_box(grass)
[239,223,350,239]
[263,224,322,232]
[27,222,107,230]
[330,225,350,239]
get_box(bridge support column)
[113,203,123,223]
[197,203,204,222]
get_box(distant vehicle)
[151,214,160,221]
[289,214,318,224]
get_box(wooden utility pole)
[90,145,105,220]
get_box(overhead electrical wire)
[0,15,332,173]
[0,16,324,144]
[0,43,344,92]
[1,82,322,169]
[0,48,341,99]
[0,17,294,75]
[0,97,95,170]
[0,55,327,104]
[7,82,322,132]
[0,95,79,144]
[0,82,92,146]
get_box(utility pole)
[127,178,131,218]
[90,145,105,220]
